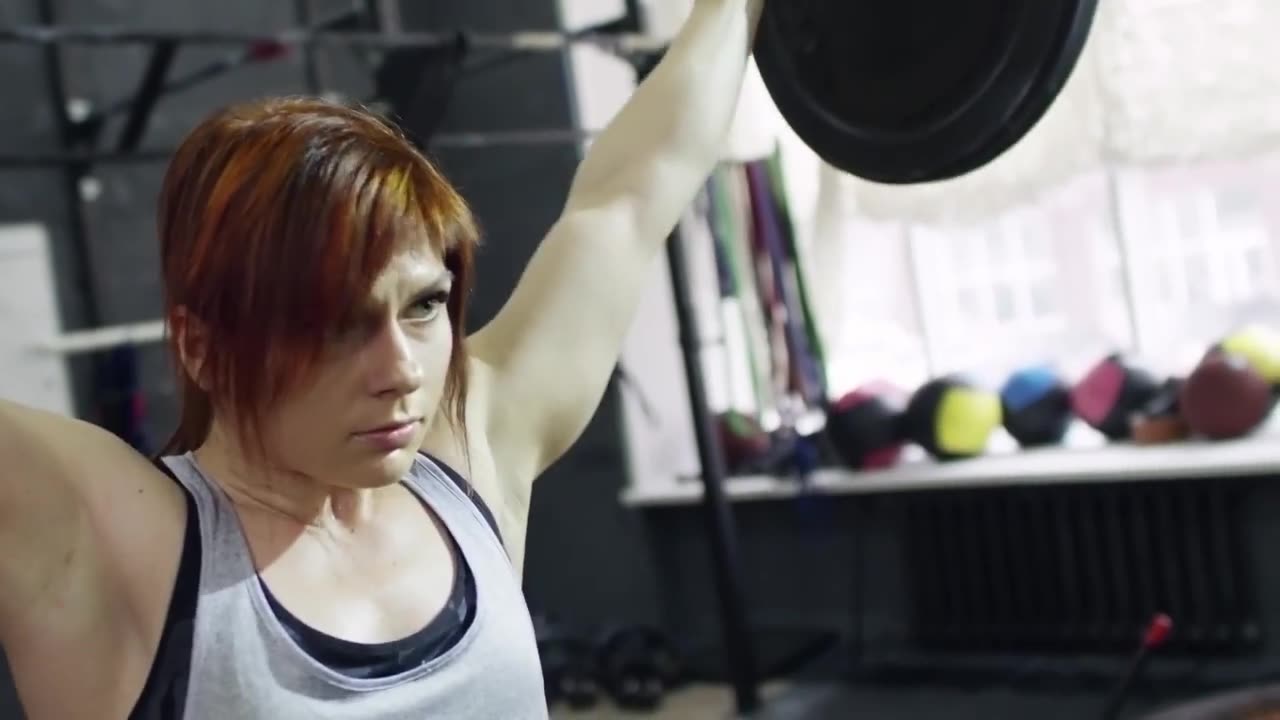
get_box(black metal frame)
[628,36,762,714]
[665,226,762,714]
[35,0,108,432]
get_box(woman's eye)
[406,291,449,321]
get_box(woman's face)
[261,245,455,488]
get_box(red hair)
[157,96,478,456]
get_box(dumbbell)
[594,625,682,712]
[533,615,599,710]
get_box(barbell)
[1,0,1100,184]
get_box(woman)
[0,0,763,718]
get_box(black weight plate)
[931,0,1098,180]
[753,0,1099,184]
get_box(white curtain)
[844,0,1280,223]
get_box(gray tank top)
[159,452,549,719]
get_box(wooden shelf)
[621,431,1280,508]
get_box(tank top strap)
[402,454,510,569]
[157,452,259,591]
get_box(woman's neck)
[193,425,378,534]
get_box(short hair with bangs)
[156,96,478,456]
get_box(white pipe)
[34,319,168,355]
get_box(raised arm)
[466,0,765,487]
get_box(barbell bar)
[0,25,669,53]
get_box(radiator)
[903,480,1261,655]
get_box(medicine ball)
[1211,325,1280,391]
[1071,354,1162,441]
[1000,365,1072,448]
[1130,378,1190,445]
[1181,353,1273,440]
[716,410,771,475]
[903,374,1002,461]
[826,381,907,470]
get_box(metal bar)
[1053,490,1082,650]
[1130,489,1159,632]
[1103,166,1144,352]
[368,0,403,33]
[1081,492,1112,647]
[24,6,375,140]
[1205,487,1238,647]
[1104,490,1133,647]
[1179,484,1211,649]
[1153,489,1184,650]
[982,493,1012,650]
[1032,493,1059,649]
[955,497,982,648]
[34,1,103,331]
[0,26,670,52]
[78,47,258,131]
[117,41,177,151]
[293,0,324,94]
[0,127,601,168]
[33,320,167,355]
[665,223,760,714]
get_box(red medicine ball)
[1180,352,1273,440]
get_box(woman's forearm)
[564,0,764,229]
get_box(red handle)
[1143,613,1173,650]
[248,39,290,62]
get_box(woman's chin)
[350,448,418,487]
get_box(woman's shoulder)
[0,402,189,718]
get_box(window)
[809,150,1280,394]
[1112,153,1280,374]
[896,172,1129,387]
[820,217,931,395]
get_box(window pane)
[957,286,982,320]
[1184,254,1210,304]
[986,230,1011,265]
[1215,186,1258,230]
[1114,150,1280,375]
[1246,246,1269,285]
[1024,232,1051,264]
[992,283,1017,323]
[823,218,931,394]
[908,171,1132,385]
[1030,282,1058,318]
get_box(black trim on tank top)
[128,459,202,720]
[418,451,504,548]
[129,454,501,720]
[256,541,476,679]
